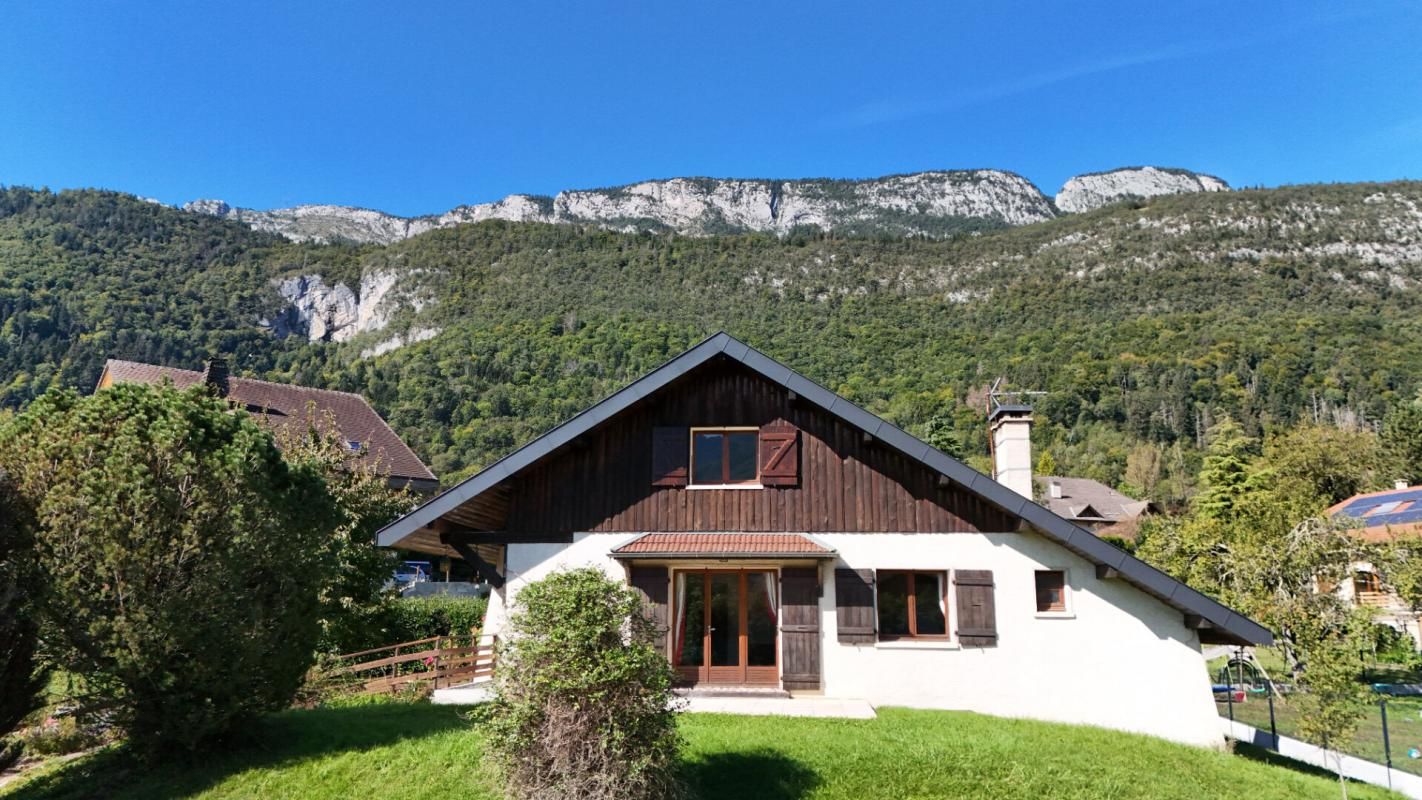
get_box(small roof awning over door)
[611,533,836,559]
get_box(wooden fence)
[326,633,497,695]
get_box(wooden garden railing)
[327,633,498,695]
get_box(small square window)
[1035,570,1067,613]
[690,429,758,485]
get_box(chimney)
[1397,479,1410,491]
[201,357,230,397]
[990,404,1033,499]
[1049,480,1063,500]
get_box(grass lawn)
[1,704,1404,800]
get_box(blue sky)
[2,1,1419,216]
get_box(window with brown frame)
[876,571,947,639]
[690,429,759,485]
[1354,570,1383,595]
[1035,570,1067,613]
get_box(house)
[377,333,1270,747]
[1035,475,1159,540]
[97,357,438,492]
[1328,483,1422,648]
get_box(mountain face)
[1054,167,1228,214]
[184,170,1059,244]
[7,177,1420,487]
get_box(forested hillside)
[2,181,1421,502]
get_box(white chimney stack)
[1049,480,1063,499]
[990,405,1034,499]
[1397,479,1410,491]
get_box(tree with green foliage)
[1264,425,1383,507]
[923,409,963,459]
[483,568,682,800]
[1193,417,1261,519]
[275,414,417,655]
[0,384,343,760]
[1381,397,1422,485]
[0,478,44,770]
[1293,613,1374,800]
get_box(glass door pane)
[709,573,741,667]
[674,572,705,668]
[745,572,778,666]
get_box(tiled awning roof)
[611,533,835,559]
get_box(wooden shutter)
[759,421,799,486]
[955,570,998,648]
[651,427,689,486]
[629,566,670,658]
[834,567,876,644]
[780,567,821,690]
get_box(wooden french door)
[672,569,779,685]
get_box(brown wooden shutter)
[759,421,799,486]
[651,427,689,486]
[955,570,998,648]
[629,566,670,658]
[780,567,821,690]
[834,567,876,644]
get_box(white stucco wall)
[816,532,1222,748]
[481,529,1223,749]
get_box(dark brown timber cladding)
[629,566,670,658]
[496,359,1016,534]
[779,567,822,689]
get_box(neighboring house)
[1035,476,1159,540]
[1328,483,1422,649]
[377,333,1270,747]
[97,358,438,492]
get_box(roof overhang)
[376,332,1273,647]
[610,533,837,560]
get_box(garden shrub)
[0,385,344,761]
[483,567,682,800]
[385,595,489,643]
[0,480,44,770]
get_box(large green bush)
[0,384,343,760]
[0,479,44,770]
[483,568,681,800]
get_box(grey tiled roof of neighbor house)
[377,332,1272,646]
[1036,476,1156,524]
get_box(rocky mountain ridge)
[184,167,1227,245]
[1055,167,1228,214]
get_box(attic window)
[691,428,758,485]
[347,440,364,452]
[1035,570,1068,614]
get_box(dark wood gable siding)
[497,359,1016,534]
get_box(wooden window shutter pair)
[954,570,998,647]
[650,423,800,486]
[834,568,876,643]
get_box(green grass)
[2,704,1403,800]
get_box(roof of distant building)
[98,358,436,489]
[1035,476,1157,525]
[1329,484,1422,541]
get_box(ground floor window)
[876,570,947,638]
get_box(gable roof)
[1036,476,1158,524]
[376,332,1270,646]
[100,359,437,489]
